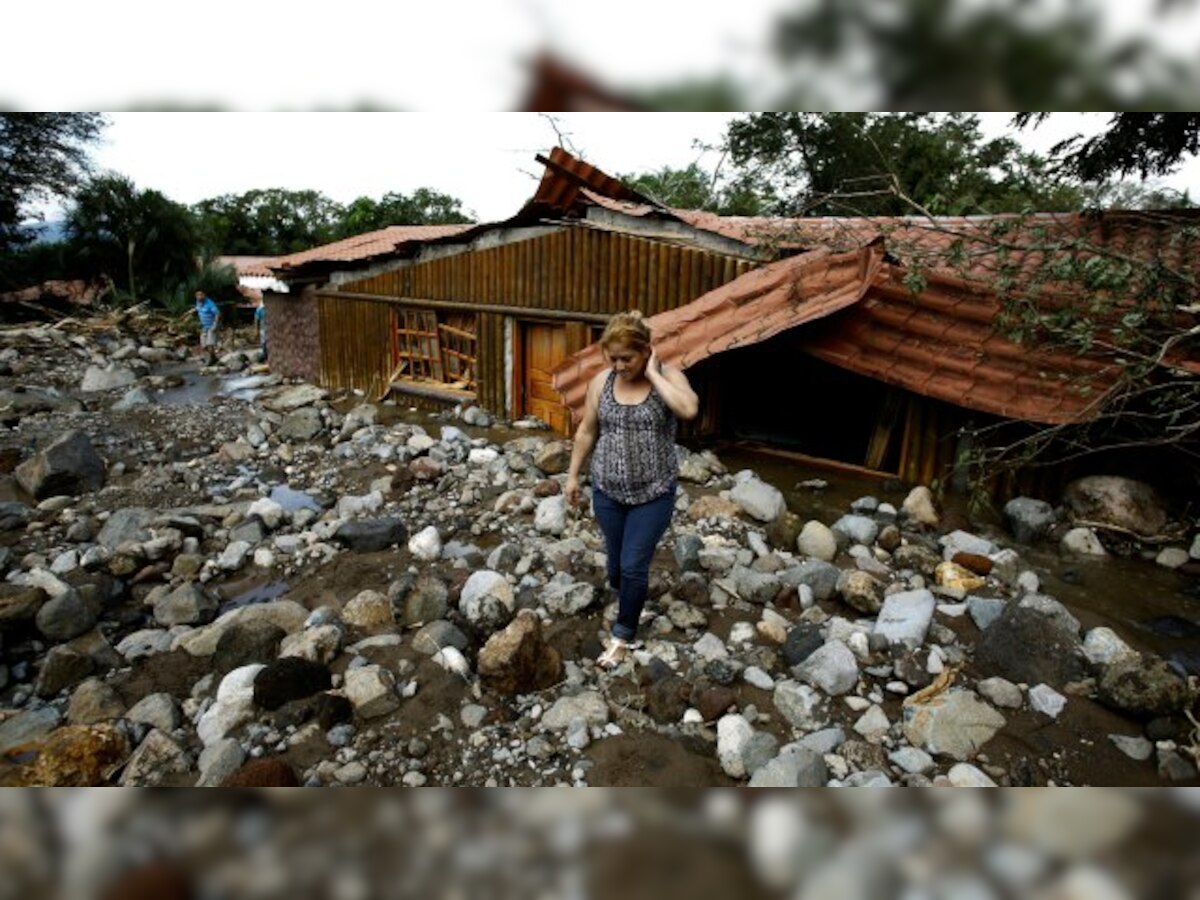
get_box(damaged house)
[268,148,1200,496]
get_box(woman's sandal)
[597,639,630,671]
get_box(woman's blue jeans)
[591,485,676,641]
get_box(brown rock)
[765,511,803,551]
[691,684,737,722]
[687,495,742,521]
[838,738,890,773]
[534,440,572,475]
[409,457,445,481]
[0,584,48,624]
[478,609,563,694]
[27,724,129,786]
[221,757,299,787]
[645,676,690,723]
[1063,475,1168,538]
[532,479,561,497]
[98,862,194,900]
[951,551,993,576]
[877,524,902,553]
[837,570,886,614]
[892,544,942,577]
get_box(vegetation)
[332,188,472,240]
[713,112,1200,492]
[618,162,776,216]
[724,113,1088,217]
[0,113,104,286]
[66,174,199,305]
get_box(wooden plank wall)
[316,293,393,398]
[476,312,506,414]
[340,228,756,316]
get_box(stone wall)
[265,288,320,383]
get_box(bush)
[164,259,239,316]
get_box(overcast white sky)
[28,112,1200,226]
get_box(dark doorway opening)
[697,330,895,468]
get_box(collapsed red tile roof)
[272,224,475,272]
[552,244,885,417]
[0,279,103,306]
[552,238,1197,427]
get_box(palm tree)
[67,173,198,304]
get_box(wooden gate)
[521,322,570,434]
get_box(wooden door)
[522,322,570,434]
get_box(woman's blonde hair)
[600,311,651,352]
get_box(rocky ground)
[0,311,1197,787]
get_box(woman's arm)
[565,372,604,506]
[646,349,699,420]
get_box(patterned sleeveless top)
[590,370,678,505]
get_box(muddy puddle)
[154,364,274,406]
[217,577,290,612]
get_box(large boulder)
[341,590,393,629]
[730,477,786,522]
[15,430,106,499]
[0,584,48,625]
[974,604,1084,688]
[1003,497,1057,544]
[1062,476,1168,538]
[25,723,129,786]
[80,365,136,393]
[332,518,407,552]
[837,569,885,615]
[345,667,400,724]
[873,589,936,648]
[797,520,837,561]
[34,588,97,642]
[261,383,328,412]
[153,583,218,627]
[212,619,286,676]
[794,640,859,696]
[1097,656,1191,718]
[533,440,572,475]
[459,570,515,631]
[96,507,156,550]
[477,609,563,695]
[0,501,32,532]
[279,407,324,442]
[253,658,332,710]
[902,690,1006,761]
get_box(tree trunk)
[126,238,137,303]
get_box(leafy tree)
[333,188,472,239]
[1016,113,1200,182]
[0,113,104,284]
[67,173,198,304]
[772,0,1200,109]
[724,113,1087,217]
[618,162,776,216]
[192,188,343,256]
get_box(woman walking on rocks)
[565,311,699,669]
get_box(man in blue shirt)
[194,290,220,358]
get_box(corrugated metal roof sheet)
[272,224,475,272]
